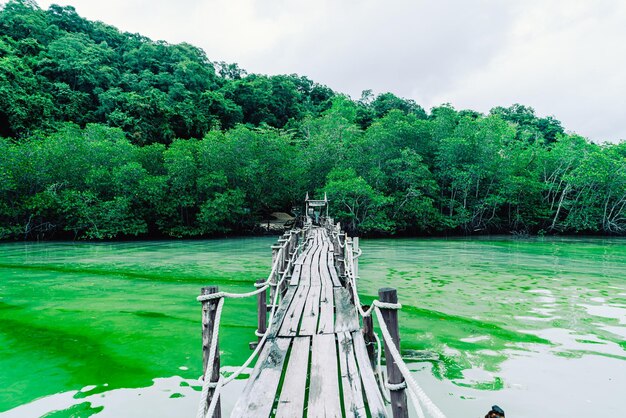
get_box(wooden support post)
[337,256,345,284]
[280,255,288,297]
[280,241,288,296]
[339,233,346,258]
[256,278,267,343]
[378,288,408,418]
[353,237,359,280]
[270,244,281,306]
[201,286,222,418]
[362,305,376,368]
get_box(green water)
[1,237,625,417]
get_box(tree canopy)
[1,1,624,239]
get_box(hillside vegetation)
[1,0,625,239]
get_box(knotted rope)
[335,226,445,418]
[195,231,307,418]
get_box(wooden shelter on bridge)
[304,192,328,225]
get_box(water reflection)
[1,236,625,417]
[358,236,626,416]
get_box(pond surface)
[0,236,624,417]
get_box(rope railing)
[197,220,445,418]
[327,222,446,418]
[195,227,310,418]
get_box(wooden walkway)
[231,227,387,418]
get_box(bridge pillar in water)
[362,304,376,368]
[353,236,359,280]
[256,278,267,343]
[200,285,222,418]
[379,287,408,418]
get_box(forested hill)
[1,1,625,240]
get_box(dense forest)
[1,0,625,239]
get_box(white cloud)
[25,0,626,142]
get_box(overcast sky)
[31,0,626,143]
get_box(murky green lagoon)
[1,237,625,417]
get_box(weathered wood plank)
[318,235,335,334]
[319,250,333,288]
[279,285,310,337]
[230,338,290,418]
[328,252,342,287]
[309,244,323,286]
[299,235,317,287]
[289,264,302,286]
[276,337,310,418]
[352,331,387,418]
[299,263,311,287]
[308,334,341,417]
[299,285,321,335]
[267,286,296,338]
[337,332,367,418]
[294,237,315,265]
[318,279,334,334]
[334,287,360,332]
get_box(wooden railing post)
[337,233,346,280]
[270,244,281,306]
[353,236,359,279]
[378,288,408,418]
[256,278,267,343]
[201,286,222,418]
[280,240,289,297]
[362,305,376,368]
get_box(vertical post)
[256,278,267,343]
[378,288,408,418]
[353,237,359,280]
[270,244,281,307]
[279,241,287,295]
[280,242,288,297]
[337,233,346,280]
[286,234,295,295]
[201,286,222,418]
[334,233,341,265]
[293,229,300,257]
[362,305,376,368]
[340,233,346,258]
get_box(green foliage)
[324,168,392,234]
[0,1,334,141]
[0,2,623,240]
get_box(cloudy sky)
[33,0,626,143]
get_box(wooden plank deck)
[231,227,388,418]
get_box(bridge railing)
[195,219,446,418]
[324,221,447,418]
[195,225,311,418]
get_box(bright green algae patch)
[1,236,625,416]
[359,237,626,388]
[0,239,273,413]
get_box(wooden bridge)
[196,203,445,418]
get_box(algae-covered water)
[1,237,625,417]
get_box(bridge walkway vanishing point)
[231,227,385,418]
[196,219,447,418]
